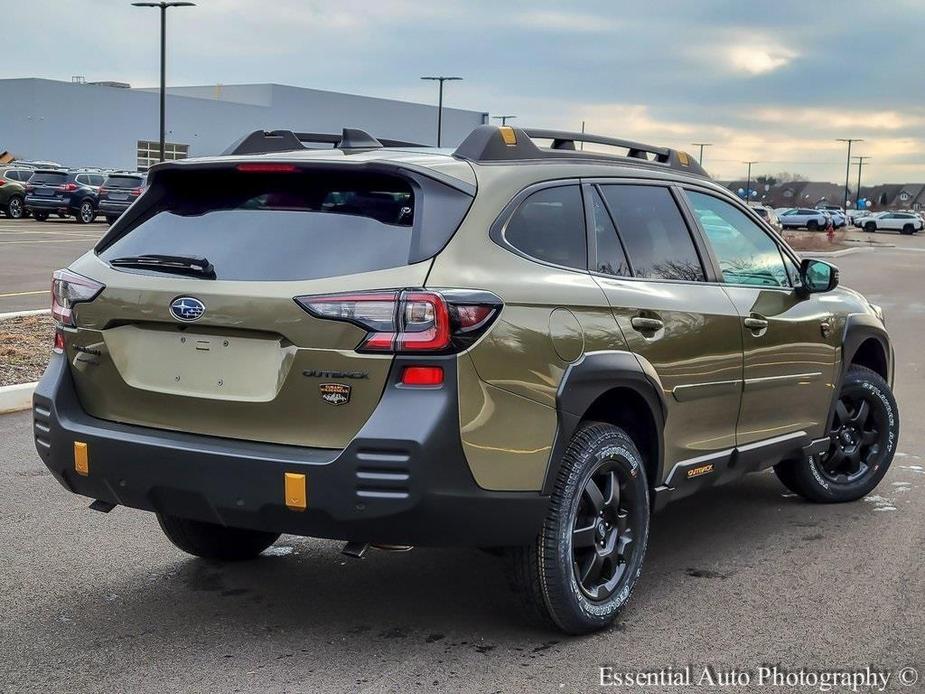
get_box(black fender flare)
[825,313,893,430]
[541,350,666,495]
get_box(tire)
[507,422,650,634]
[157,513,280,561]
[901,224,914,235]
[773,365,898,503]
[807,220,819,231]
[4,195,24,219]
[32,210,49,221]
[105,215,119,225]
[864,222,876,233]
[76,200,96,224]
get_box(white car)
[817,205,847,228]
[847,209,873,226]
[861,211,923,235]
[748,204,781,229]
[778,207,829,230]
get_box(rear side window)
[600,185,705,282]
[504,185,586,270]
[98,169,471,282]
[589,188,629,277]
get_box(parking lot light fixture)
[836,138,863,210]
[692,142,712,166]
[853,156,871,209]
[743,161,758,201]
[132,1,197,164]
[420,76,463,147]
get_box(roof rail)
[222,128,425,156]
[453,125,707,177]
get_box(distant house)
[719,179,925,211]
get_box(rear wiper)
[109,254,216,279]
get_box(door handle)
[743,316,769,332]
[631,316,664,333]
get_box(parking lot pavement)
[1,251,923,693]
[0,218,105,313]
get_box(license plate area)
[110,193,128,201]
[104,325,294,402]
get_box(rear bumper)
[25,196,71,212]
[98,200,131,215]
[33,354,548,547]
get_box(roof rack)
[453,126,708,177]
[223,128,425,156]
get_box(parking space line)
[0,238,98,244]
[0,290,49,298]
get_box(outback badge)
[320,383,351,406]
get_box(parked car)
[847,208,873,226]
[861,211,923,234]
[33,125,898,634]
[0,165,32,219]
[779,207,829,230]
[99,172,146,223]
[748,203,781,229]
[816,205,847,228]
[24,169,106,223]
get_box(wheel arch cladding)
[542,351,666,496]
[843,314,891,383]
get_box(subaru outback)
[33,126,898,634]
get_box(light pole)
[492,115,516,126]
[743,161,758,201]
[420,76,462,147]
[132,1,196,164]
[836,138,863,210]
[692,142,712,166]
[853,155,871,209]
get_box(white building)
[0,78,488,171]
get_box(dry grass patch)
[782,230,849,252]
[0,314,54,387]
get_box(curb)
[0,309,51,321]
[800,247,876,258]
[0,382,37,415]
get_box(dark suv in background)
[0,165,34,219]
[25,169,106,223]
[99,173,146,224]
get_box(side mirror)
[800,258,839,294]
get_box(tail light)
[0,178,6,187]
[130,186,143,197]
[98,186,108,195]
[401,366,444,386]
[57,182,78,193]
[24,183,34,192]
[295,289,502,354]
[51,269,105,327]
[53,330,65,354]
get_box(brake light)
[295,289,501,354]
[51,269,105,327]
[0,178,6,187]
[401,366,444,386]
[58,182,78,192]
[130,186,143,196]
[236,163,298,173]
[98,186,107,195]
[24,183,34,192]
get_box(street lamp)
[836,138,863,210]
[420,76,462,147]
[132,1,196,164]
[691,142,712,166]
[853,155,871,210]
[492,115,517,126]
[743,161,758,201]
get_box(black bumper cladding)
[32,354,548,547]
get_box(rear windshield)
[98,169,470,281]
[30,171,67,184]
[105,175,144,189]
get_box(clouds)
[2,0,923,182]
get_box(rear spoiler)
[223,128,425,156]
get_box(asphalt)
[0,218,106,313]
[1,247,923,693]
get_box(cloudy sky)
[5,0,925,183]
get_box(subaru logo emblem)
[170,297,205,322]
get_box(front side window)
[600,184,705,281]
[504,185,587,270]
[686,190,789,288]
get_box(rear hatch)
[100,174,145,203]
[27,170,68,200]
[64,159,474,448]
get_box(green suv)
[0,165,31,219]
[33,126,897,634]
